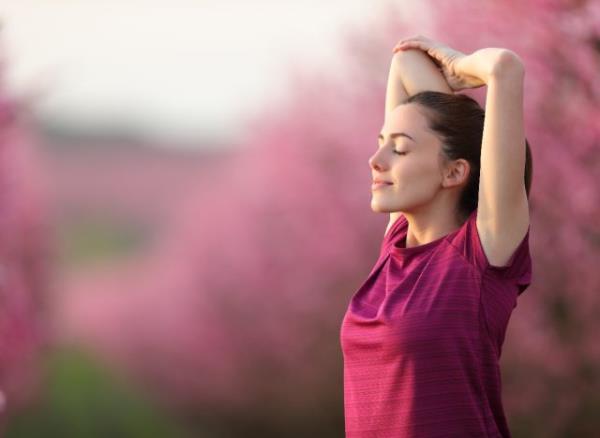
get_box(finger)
[398,37,431,47]
[399,35,432,46]
[394,38,424,47]
[392,40,429,52]
[392,35,428,49]
[400,37,442,53]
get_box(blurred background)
[0,0,598,436]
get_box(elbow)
[490,50,525,79]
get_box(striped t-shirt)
[340,208,532,437]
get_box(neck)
[401,203,463,248]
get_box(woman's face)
[369,103,448,214]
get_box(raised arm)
[394,36,530,268]
[383,50,452,235]
[464,50,529,268]
[385,49,453,119]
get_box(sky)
[0,0,426,147]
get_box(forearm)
[385,50,452,119]
[457,48,524,85]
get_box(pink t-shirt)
[340,208,532,437]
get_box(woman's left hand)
[392,35,485,91]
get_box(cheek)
[392,156,436,182]
[391,158,442,193]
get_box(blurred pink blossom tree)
[58,0,599,435]
[0,44,50,422]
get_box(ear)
[442,158,470,188]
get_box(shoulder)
[450,209,531,278]
[449,207,532,293]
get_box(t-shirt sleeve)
[457,209,532,295]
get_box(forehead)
[380,103,429,136]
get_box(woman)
[340,35,533,437]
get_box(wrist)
[458,48,523,84]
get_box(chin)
[370,202,393,214]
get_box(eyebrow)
[378,132,416,142]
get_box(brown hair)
[403,91,532,222]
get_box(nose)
[368,147,388,172]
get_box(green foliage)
[5,348,190,438]
[58,217,149,267]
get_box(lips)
[372,179,393,184]
[372,180,393,190]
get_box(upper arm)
[476,51,530,268]
[385,50,453,119]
